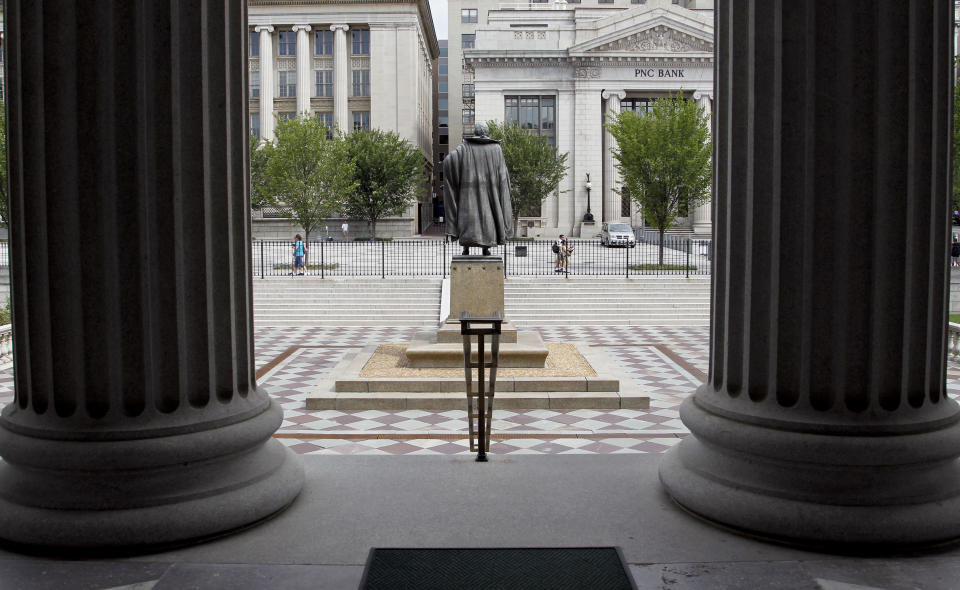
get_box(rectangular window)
[279,71,296,98]
[439,99,449,111]
[439,82,448,93]
[462,34,475,49]
[315,70,333,97]
[352,70,370,97]
[504,95,556,145]
[317,112,334,138]
[250,71,260,99]
[278,112,296,122]
[315,30,333,55]
[439,116,449,126]
[249,31,260,57]
[599,0,614,3]
[352,111,371,131]
[278,31,296,56]
[462,84,475,98]
[250,113,260,139]
[622,98,654,115]
[439,64,448,75]
[462,108,475,125]
[352,30,370,55]
[440,134,448,145]
[440,47,448,57]
[461,8,478,23]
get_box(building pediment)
[589,23,711,54]
[569,4,713,60]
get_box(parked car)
[600,222,637,248]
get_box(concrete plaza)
[2,325,960,589]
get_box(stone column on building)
[331,24,351,132]
[601,90,625,223]
[691,90,713,237]
[0,1,303,549]
[256,25,275,141]
[293,24,312,117]
[660,1,960,545]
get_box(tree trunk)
[304,229,311,268]
[371,219,377,241]
[658,227,665,266]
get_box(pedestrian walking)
[291,234,306,276]
[952,235,959,268]
[341,221,349,241]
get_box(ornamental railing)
[252,238,712,278]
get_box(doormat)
[359,547,636,590]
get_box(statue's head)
[474,122,490,138]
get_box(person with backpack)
[952,235,959,268]
[554,235,570,273]
[291,234,307,276]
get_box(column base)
[0,400,304,551]
[659,395,960,547]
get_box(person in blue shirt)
[291,234,306,276]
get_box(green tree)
[342,128,425,239]
[0,100,7,225]
[607,94,711,265]
[953,78,960,215]
[487,121,568,226]
[249,134,270,210]
[265,116,355,244]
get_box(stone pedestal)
[448,255,505,321]
[0,1,302,550]
[659,1,960,546]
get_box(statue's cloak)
[442,136,513,248]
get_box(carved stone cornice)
[591,25,712,54]
[330,24,350,33]
[292,24,312,33]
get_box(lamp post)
[583,173,594,222]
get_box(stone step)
[306,390,648,411]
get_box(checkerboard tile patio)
[2,326,959,456]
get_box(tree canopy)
[249,134,270,210]
[0,101,7,225]
[487,121,568,222]
[607,94,711,264]
[342,128,425,239]
[264,116,355,242]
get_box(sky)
[428,0,449,40]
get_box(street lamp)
[583,172,594,222]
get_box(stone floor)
[2,325,958,457]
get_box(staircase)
[504,276,711,327]
[253,277,442,327]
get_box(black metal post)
[381,240,385,279]
[320,240,325,279]
[260,240,264,279]
[476,331,487,462]
[686,239,690,278]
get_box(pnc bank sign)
[635,68,685,78]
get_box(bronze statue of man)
[442,122,513,256]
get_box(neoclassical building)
[456,0,714,238]
[248,0,439,237]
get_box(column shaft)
[691,92,713,237]
[332,24,350,132]
[0,1,302,549]
[602,90,624,222]
[294,25,312,117]
[660,0,960,546]
[257,25,275,141]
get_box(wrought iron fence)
[252,238,712,278]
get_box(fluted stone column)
[293,24,312,117]
[332,24,351,132]
[691,90,713,237]
[256,25,275,141]
[602,90,625,222]
[0,1,303,549]
[660,1,960,546]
